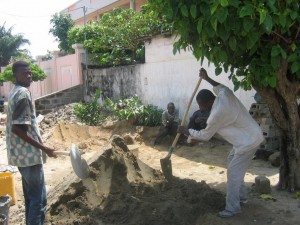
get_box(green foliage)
[0,23,30,67]
[0,62,46,83]
[73,89,106,126]
[293,191,300,199]
[138,104,164,126]
[68,6,171,66]
[148,0,300,90]
[105,96,163,126]
[74,93,163,126]
[41,50,53,61]
[50,13,75,54]
[108,96,145,120]
[10,50,34,62]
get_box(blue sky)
[0,0,76,58]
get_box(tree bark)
[254,60,300,191]
[130,0,136,11]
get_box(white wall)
[84,35,256,123]
[138,35,256,122]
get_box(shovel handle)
[171,133,181,149]
[55,151,70,156]
[181,77,203,126]
[171,77,203,149]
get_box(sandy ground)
[1,121,300,225]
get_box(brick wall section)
[35,85,83,115]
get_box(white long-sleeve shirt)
[188,84,264,154]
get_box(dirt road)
[2,121,300,225]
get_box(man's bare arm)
[200,68,220,87]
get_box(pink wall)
[55,54,79,91]
[0,82,13,100]
[0,44,85,101]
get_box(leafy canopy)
[68,6,170,66]
[149,0,300,91]
[0,23,30,67]
[49,13,75,54]
[0,62,46,83]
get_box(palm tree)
[0,22,30,70]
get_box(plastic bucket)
[0,195,11,225]
[0,172,16,205]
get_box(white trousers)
[225,147,258,213]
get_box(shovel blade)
[70,144,90,179]
[160,158,172,181]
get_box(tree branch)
[295,28,300,40]
[275,60,289,93]
[288,20,296,29]
[271,31,292,44]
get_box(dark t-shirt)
[188,110,210,131]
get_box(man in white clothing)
[178,68,264,218]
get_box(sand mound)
[47,135,224,225]
[47,121,148,153]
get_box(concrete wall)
[84,35,256,121]
[0,34,256,122]
[35,85,83,115]
[141,35,256,119]
[84,65,140,101]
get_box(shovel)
[160,76,203,181]
[55,143,90,179]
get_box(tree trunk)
[255,61,300,191]
[130,0,136,11]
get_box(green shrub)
[68,6,170,67]
[105,96,163,127]
[137,104,163,126]
[0,62,47,83]
[74,89,106,126]
[74,92,163,127]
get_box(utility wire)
[0,11,52,18]
[0,7,94,18]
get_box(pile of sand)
[46,135,225,225]
[46,121,146,153]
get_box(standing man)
[6,61,57,225]
[151,102,179,147]
[178,68,264,218]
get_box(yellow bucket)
[0,172,17,206]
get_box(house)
[61,0,147,25]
